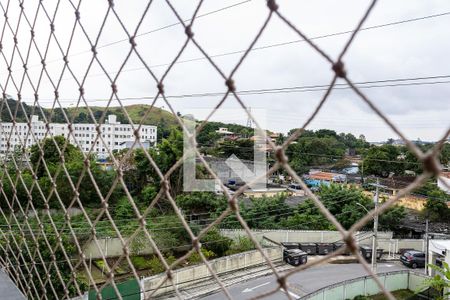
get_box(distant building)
[215,127,239,141]
[0,114,157,159]
[117,140,153,151]
[215,127,234,135]
[304,171,346,187]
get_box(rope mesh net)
[0,0,449,299]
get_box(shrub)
[226,236,255,255]
[131,256,151,270]
[200,228,232,257]
[149,256,165,274]
[187,248,215,264]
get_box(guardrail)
[301,270,429,299]
[140,247,282,298]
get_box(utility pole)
[371,178,380,273]
[425,218,429,275]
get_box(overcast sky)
[1,0,449,142]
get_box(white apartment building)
[0,114,157,159]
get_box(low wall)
[83,231,425,260]
[303,270,428,299]
[220,229,393,244]
[82,237,191,259]
[141,247,282,298]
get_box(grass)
[367,289,414,299]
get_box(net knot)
[422,153,441,175]
[332,61,346,78]
[225,79,235,92]
[275,146,288,164]
[192,238,201,251]
[157,83,164,94]
[129,36,137,47]
[267,0,279,11]
[185,25,194,38]
[111,83,118,93]
[228,198,239,212]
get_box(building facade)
[0,114,157,159]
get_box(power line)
[10,8,450,89]
[59,9,450,80]
[16,74,450,105]
[20,0,253,70]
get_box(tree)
[1,224,88,299]
[200,228,232,257]
[361,145,404,177]
[176,192,226,215]
[281,199,332,230]
[415,181,450,222]
[282,185,406,231]
[224,194,291,229]
[134,128,184,196]
[214,138,254,161]
[275,133,285,145]
[30,136,82,178]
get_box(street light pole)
[372,178,379,273]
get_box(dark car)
[283,249,308,266]
[400,250,426,269]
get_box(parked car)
[283,249,308,266]
[400,250,426,269]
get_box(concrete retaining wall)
[83,238,192,259]
[141,247,282,298]
[83,231,425,259]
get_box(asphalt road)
[201,262,415,300]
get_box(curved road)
[201,262,414,300]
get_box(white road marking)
[242,281,271,293]
[281,288,301,299]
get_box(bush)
[226,236,255,255]
[131,255,176,272]
[200,228,232,257]
[131,256,151,270]
[187,248,215,264]
[149,256,165,274]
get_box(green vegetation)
[362,143,450,177]
[352,289,414,299]
[286,129,369,174]
[420,262,450,300]
[226,236,255,255]
[0,225,88,299]
[281,185,405,231]
[415,181,450,222]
